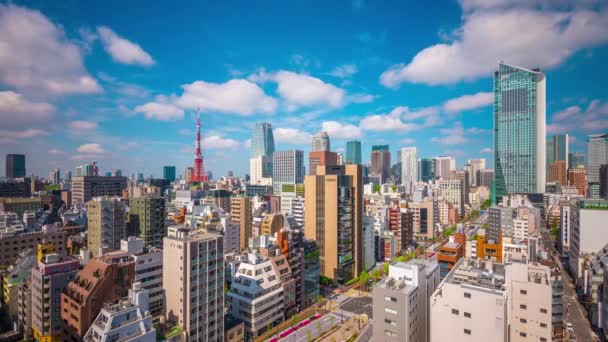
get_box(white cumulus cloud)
[135,96,184,121]
[77,143,105,154]
[69,120,98,130]
[97,26,155,66]
[274,128,313,145]
[360,110,419,132]
[321,121,362,139]
[0,4,101,95]
[443,92,493,113]
[380,4,608,87]
[431,123,468,145]
[202,135,240,150]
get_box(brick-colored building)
[549,160,568,187]
[308,151,338,176]
[0,228,67,266]
[437,233,465,278]
[60,252,135,341]
[568,167,587,196]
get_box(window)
[384,319,397,327]
[451,309,459,315]
[520,318,527,323]
[464,312,471,318]
[384,308,397,315]
[540,308,547,314]
[520,289,527,295]
[385,331,397,337]
[519,332,526,337]
[540,338,547,342]
[464,329,471,335]
[520,304,527,310]
[464,292,471,298]
[385,296,397,302]
[540,323,547,328]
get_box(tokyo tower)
[191,110,208,183]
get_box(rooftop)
[444,258,506,292]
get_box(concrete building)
[308,151,337,176]
[230,197,252,251]
[549,160,567,188]
[2,249,37,325]
[0,197,41,217]
[434,156,456,180]
[371,145,391,184]
[72,176,128,204]
[83,282,155,342]
[568,167,587,196]
[312,131,330,152]
[437,233,465,279]
[587,133,608,184]
[506,263,553,342]
[400,147,418,193]
[438,179,464,217]
[0,225,66,266]
[87,197,127,257]
[272,150,304,195]
[228,253,284,339]
[61,253,135,341]
[494,63,546,199]
[546,134,569,180]
[406,201,435,240]
[163,227,224,341]
[304,164,363,282]
[430,259,508,342]
[249,156,272,185]
[373,260,440,342]
[468,159,486,187]
[120,237,164,317]
[569,200,608,283]
[488,206,514,243]
[30,253,80,341]
[128,196,166,249]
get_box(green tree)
[292,313,301,328]
[391,185,397,192]
[480,199,491,210]
[550,221,559,237]
[383,262,389,274]
[316,295,323,313]
[317,321,322,336]
[373,184,381,193]
[306,330,312,342]
[330,316,335,327]
[359,270,369,292]
[372,268,381,280]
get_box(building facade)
[345,140,362,164]
[72,176,128,204]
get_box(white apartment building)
[569,200,608,283]
[373,260,440,342]
[438,179,464,217]
[228,253,284,340]
[83,283,156,342]
[512,218,529,240]
[430,259,508,342]
[363,215,376,271]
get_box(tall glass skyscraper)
[400,147,418,191]
[312,131,330,152]
[587,133,608,183]
[546,134,568,179]
[163,166,176,181]
[345,141,361,164]
[272,150,304,195]
[420,158,436,182]
[5,154,25,178]
[569,152,585,170]
[251,122,275,158]
[494,63,546,198]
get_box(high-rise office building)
[71,176,128,204]
[569,152,585,170]
[587,134,608,184]
[164,228,224,342]
[49,168,60,185]
[230,197,252,251]
[251,122,275,158]
[549,160,568,187]
[438,179,464,217]
[568,168,587,196]
[249,155,272,185]
[128,196,166,249]
[494,63,546,198]
[305,164,362,282]
[371,145,391,183]
[400,147,418,192]
[31,253,80,342]
[546,134,569,180]
[184,167,194,183]
[272,150,304,194]
[312,131,330,152]
[420,158,436,182]
[434,156,456,179]
[87,197,127,257]
[345,140,362,164]
[5,154,25,178]
[163,166,176,181]
[467,159,486,186]
[309,151,338,176]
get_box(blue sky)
[1,0,608,178]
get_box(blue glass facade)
[345,140,361,164]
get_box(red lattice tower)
[191,110,208,183]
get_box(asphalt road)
[540,226,599,341]
[277,312,346,342]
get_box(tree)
[292,313,301,328]
[316,295,323,313]
[372,268,381,280]
[550,221,559,238]
[306,330,312,342]
[359,270,369,293]
[373,184,381,193]
[383,262,389,275]
[330,315,335,327]
[317,321,322,336]
[391,185,397,192]
[480,199,491,210]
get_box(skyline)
[2,1,608,178]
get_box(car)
[566,322,573,329]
